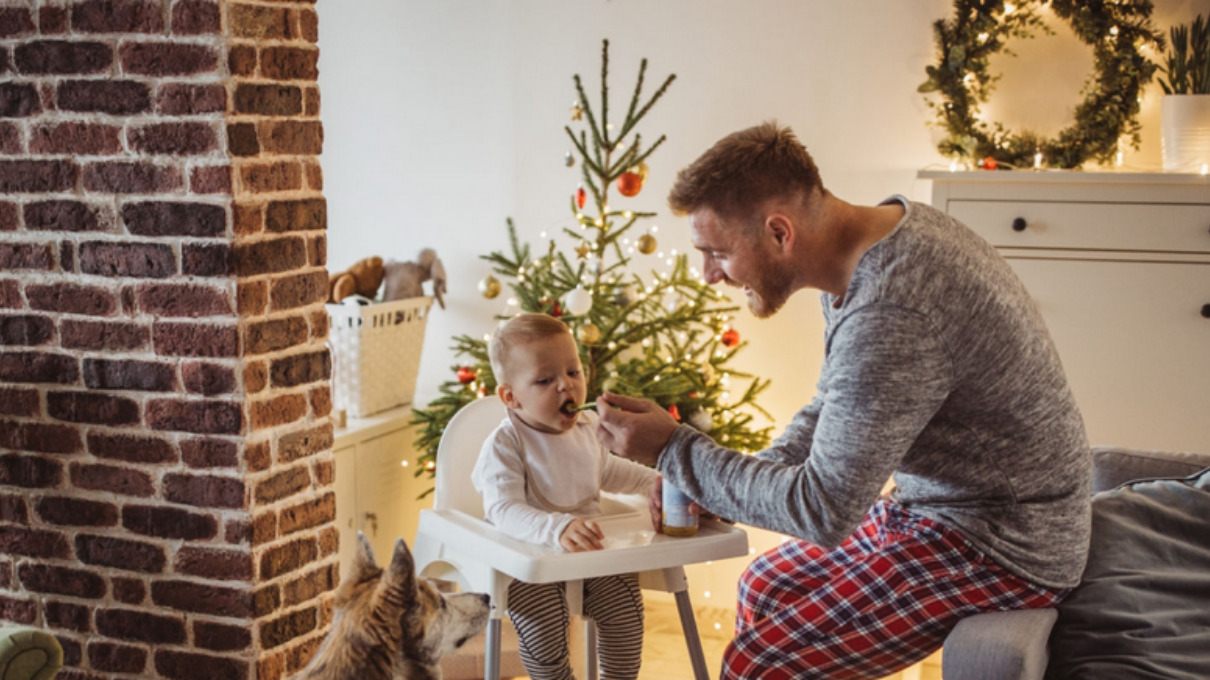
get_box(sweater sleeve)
[657,304,953,547]
[471,425,574,549]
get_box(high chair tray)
[417,507,749,584]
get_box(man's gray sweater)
[659,197,1091,588]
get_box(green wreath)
[920,0,1163,169]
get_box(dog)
[295,533,490,679]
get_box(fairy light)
[624,210,633,219]
[506,297,518,307]
[713,622,723,631]
[539,230,547,239]
[1003,2,1015,14]
[399,460,409,468]
[1109,25,1119,36]
[482,334,491,342]
[977,32,990,43]
[962,73,975,85]
[748,547,756,555]
[949,160,960,172]
[703,590,712,599]
[651,225,659,233]
[1200,163,1209,176]
[1034,152,1043,169]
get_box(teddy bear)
[328,256,385,303]
[382,249,447,308]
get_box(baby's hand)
[559,518,604,552]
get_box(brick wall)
[0,2,331,678]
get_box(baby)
[472,312,658,680]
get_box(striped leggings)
[507,573,644,680]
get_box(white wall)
[317,0,1209,610]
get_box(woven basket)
[326,296,433,418]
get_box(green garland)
[920,0,1162,169]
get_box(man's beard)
[745,263,794,319]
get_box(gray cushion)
[1045,468,1210,679]
[942,609,1057,680]
[1090,447,1210,493]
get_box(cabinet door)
[333,442,358,581]
[354,429,414,562]
[1008,258,1210,451]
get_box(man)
[595,122,1090,679]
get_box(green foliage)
[411,40,774,496]
[1159,15,1210,95]
[920,0,1163,168]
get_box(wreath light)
[920,0,1163,169]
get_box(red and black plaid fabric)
[723,499,1067,679]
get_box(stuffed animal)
[382,249,447,308]
[328,256,385,303]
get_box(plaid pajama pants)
[724,499,1068,679]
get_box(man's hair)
[488,313,572,384]
[668,121,823,223]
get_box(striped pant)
[724,499,1068,679]
[507,574,644,680]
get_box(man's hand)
[559,518,604,552]
[595,392,679,467]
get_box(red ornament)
[981,156,998,170]
[456,366,476,384]
[576,185,587,210]
[617,171,644,197]
[720,328,740,348]
[540,298,564,318]
[667,404,681,422]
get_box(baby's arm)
[472,427,575,549]
[599,444,659,497]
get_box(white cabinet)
[921,171,1210,452]
[332,407,433,579]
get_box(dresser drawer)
[947,200,1210,253]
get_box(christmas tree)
[411,40,773,492]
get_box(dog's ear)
[349,531,382,583]
[385,538,418,602]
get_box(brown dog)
[295,534,490,680]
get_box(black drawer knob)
[1011,217,1028,232]
[1202,304,1210,319]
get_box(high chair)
[412,396,749,680]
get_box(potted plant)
[1159,14,1210,171]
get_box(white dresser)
[920,171,1210,453]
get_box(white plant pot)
[1160,94,1210,172]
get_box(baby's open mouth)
[559,400,579,416]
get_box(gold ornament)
[577,322,601,345]
[565,151,575,167]
[637,233,658,255]
[478,274,501,299]
[575,242,592,260]
[633,161,649,179]
[570,103,584,121]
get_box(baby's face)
[500,333,588,434]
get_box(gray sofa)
[942,447,1210,680]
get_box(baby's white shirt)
[471,409,658,549]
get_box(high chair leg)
[675,589,710,680]
[484,617,502,680]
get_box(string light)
[400,460,409,468]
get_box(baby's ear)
[496,384,515,407]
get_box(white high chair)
[412,396,748,680]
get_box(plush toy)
[328,256,385,303]
[382,249,447,308]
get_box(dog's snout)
[478,593,490,605]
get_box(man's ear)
[765,213,794,251]
[497,383,517,408]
